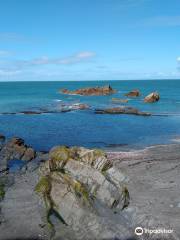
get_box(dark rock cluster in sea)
[0,85,160,116]
[95,106,151,116]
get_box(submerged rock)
[19,111,42,115]
[61,103,90,112]
[112,98,128,103]
[95,106,151,116]
[60,85,117,96]
[144,92,160,103]
[125,89,140,97]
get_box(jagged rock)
[60,85,116,96]
[48,146,112,172]
[125,89,140,97]
[36,146,130,239]
[95,107,151,116]
[144,92,160,103]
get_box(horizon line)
[0,78,180,82]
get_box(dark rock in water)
[125,89,140,97]
[60,85,117,96]
[95,107,151,116]
[19,111,42,115]
[1,104,90,115]
[144,92,160,103]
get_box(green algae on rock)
[49,146,70,170]
[0,182,5,200]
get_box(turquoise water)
[0,80,180,151]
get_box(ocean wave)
[54,99,62,102]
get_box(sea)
[0,80,180,152]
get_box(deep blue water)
[0,80,180,151]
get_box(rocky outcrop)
[0,137,36,172]
[35,146,130,239]
[125,89,140,97]
[95,106,151,116]
[61,85,117,96]
[144,92,160,103]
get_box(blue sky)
[0,0,180,81]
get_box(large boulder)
[60,85,116,96]
[125,89,140,97]
[144,92,160,103]
[95,106,151,116]
[36,146,131,239]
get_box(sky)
[0,0,180,81]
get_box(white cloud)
[76,51,96,59]
[14,51,96,67]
